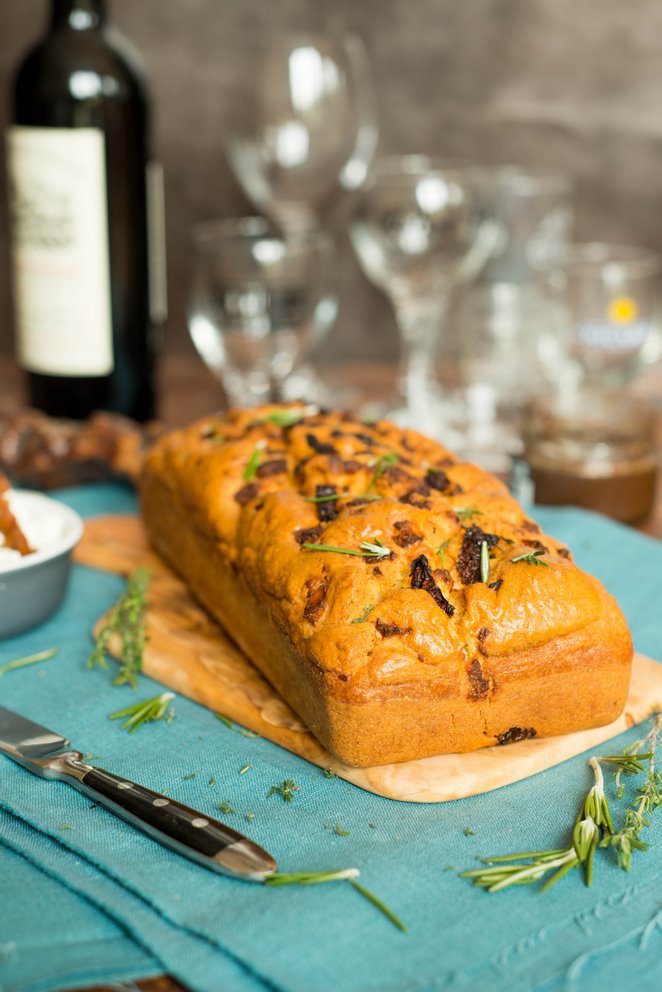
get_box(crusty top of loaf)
[143,404,612,696]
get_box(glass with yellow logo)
[543,242,662,385]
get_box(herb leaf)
[267,779,300,803]
[214,713,259,738]
[255,406,318,428]
[243,440,267,481]
[453,507,483,521]
[304,492,381,504]
[265,868,360,886]
[109,692,174,733]
[350,880,407,932]
[302,541,392,560]
[359,540,392,559]
[0,647,59,678]
[350,604,375,624]
[479,541,490,583]
[436,540,450,565]
[510,550,549,567]
[366,452,399,491]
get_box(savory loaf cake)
[140,404,633,767]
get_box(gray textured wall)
[1,0,662,367]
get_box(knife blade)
[0,705,277,882]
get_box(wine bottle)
[6,0,166,421]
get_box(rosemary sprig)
[0,647,59,678]
[243,440,267,481]
[88,568,151,688]
[510,550,549,567]
[264,869,406,931]
[302,540,392,559]
[462,720,662,894]
[462,754,613,892]
[109,692,175,733]
[453,507,483,521]
[479,541,490,583]
[267,779,300,802]
[350,604,375,624]
[265,868,359,886]
[366,452,399,491]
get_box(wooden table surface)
[1,352,660,992]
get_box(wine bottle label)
[146,159,168,324]
[6,125,113,376]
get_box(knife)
[0,705,277,882]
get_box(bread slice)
[140,405,633,767]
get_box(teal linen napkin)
[1,484,661,992]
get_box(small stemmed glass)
[225,33,377,232]
[187,218,337,406]
[350,157,499,430]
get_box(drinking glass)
[225,33,377,231]
[187,218,337,406]
[540,242,662,388]
[349,156,499,429]
[450,167,573,471]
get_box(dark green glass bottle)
[7,0,165,420]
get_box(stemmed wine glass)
[224,33,378,232]
[350,157,500,430]
[187,218,337,406]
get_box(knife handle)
[56,753,276,881]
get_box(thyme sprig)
[88,568,151,688]
[109,692,175,733]
[264,869,406,931]
[511,550,548,567]
[600,713,662,870]
[462,716,662,893]
[0,647,59,678]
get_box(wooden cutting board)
[75,515,662,803]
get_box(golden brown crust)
[139,405,633,766]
